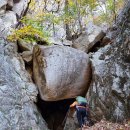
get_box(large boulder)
[87,2,130,122]
[0,39,48,130]
[33,45,91,101]
[72,24,106,53]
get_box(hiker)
[70,96,90,128]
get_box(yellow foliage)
[29,0,36,11]
[68,0,74,6]
[7,25,45,42]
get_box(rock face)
[0,11,17,37]
[87,2,130,122]
[0,39,48,130]
[12,0,30,17]
[0,0,30,17]
[33,45,91,101]
[72,25,106,53]
[0,0,30,38]
[64,109,79,130]
[0,0,49,129]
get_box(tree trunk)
[76,0,82,34]
[65,0,72,40]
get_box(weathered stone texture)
[0,39,48,130]
[0,0,31,38]
[72,25,106,53]
[33,45,91,101]
[87,1,130,122]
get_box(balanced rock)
[33,45,91,101]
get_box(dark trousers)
[76,107,87,127]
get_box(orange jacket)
[70,101,89,110]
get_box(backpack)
[76,96,87,104]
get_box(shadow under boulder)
[36,95,75,130]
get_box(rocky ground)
[82,120,130,130]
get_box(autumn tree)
[8,0,124,43]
